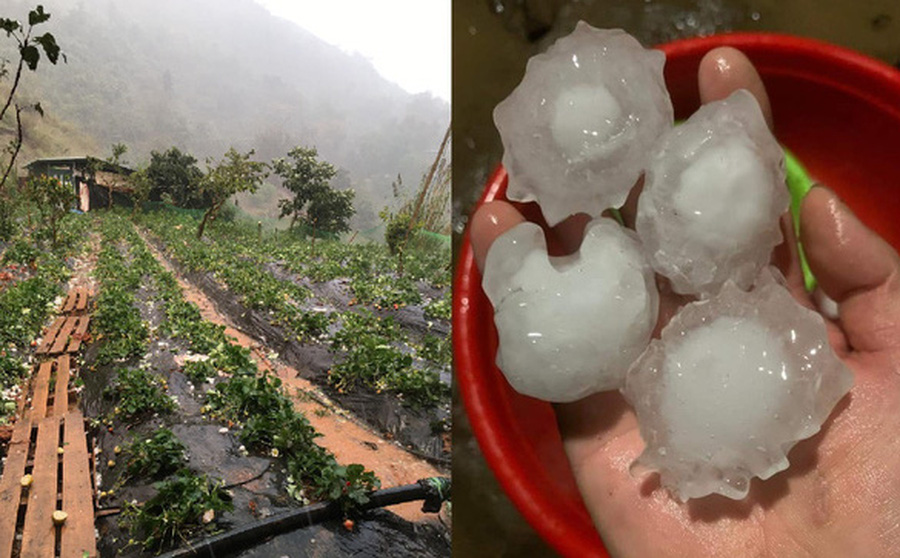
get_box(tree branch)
[0,104,24,194]
[0,23,31,125]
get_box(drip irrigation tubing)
[156,477,450,558]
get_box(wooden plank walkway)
[35,317,90,357]
[60,288,90,315]
[0,356,97,557]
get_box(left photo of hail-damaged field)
[0,2,451,556]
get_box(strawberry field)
[0,209,450,557]
[136,208,452,460]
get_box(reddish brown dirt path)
[137,229,446,525]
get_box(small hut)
[24,156,134,212]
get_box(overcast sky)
[253,0,450,102]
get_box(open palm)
[471,48,900,557]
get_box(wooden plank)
[53,356,71,417]
[20,416,59,558]
[49,316,78,355]
[66,316,91,353]
[76,288,89,312]
[36,316,66,355]
[63,287,89,314]
[62,290,76,313]
[29,360,53,420]
[16,374,28,417]
[0,420,33,557]
[61,413,97,558]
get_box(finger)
[469,200,526,273]
[800,186,900,354]
[773,210,850,354]
[698,46,773,130]
[771,212,813,306]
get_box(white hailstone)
[814,288,840,320]
[635,89,789,296]
[493,22,673,226]
[483,218,658,402]
[623,271,853,501]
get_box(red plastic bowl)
[455,33,900,557]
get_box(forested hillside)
[3,0,448,228]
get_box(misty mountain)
[4,0,449,228]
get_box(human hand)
[470,47,900,557]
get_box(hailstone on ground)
[482,218,658,402]
[493,21,673,227]
[623,271,853,501]
[635,89,789,296]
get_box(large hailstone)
[623,271,853,501]
[635,89,789,297]
[483,218,658,402]
[493,22,673,227]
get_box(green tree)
[25,174,74,247]
[273,146,356,236]
[128,167,153,217]
[196,148,267,239]
[380,208,421,256]
[103,142,127,209]
[146,147,205,208]
[110,143,127,159]
[307,187,355,236]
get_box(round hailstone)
[482,218,658,402]
[635,89,789,297]
[623,271,853,501]
[493,22,673,227]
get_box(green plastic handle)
[784,148,816,292]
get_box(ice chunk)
[635,89,788,296]
[483,218,659,402]
[623,271,853,501]
[494,22,673,227]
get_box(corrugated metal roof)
[25,156,134,174]
[25,156,91,166]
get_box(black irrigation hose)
[157,477,450,558]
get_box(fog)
[2,0,449,227]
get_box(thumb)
[469,200,526,273]
[800,186,900,353]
